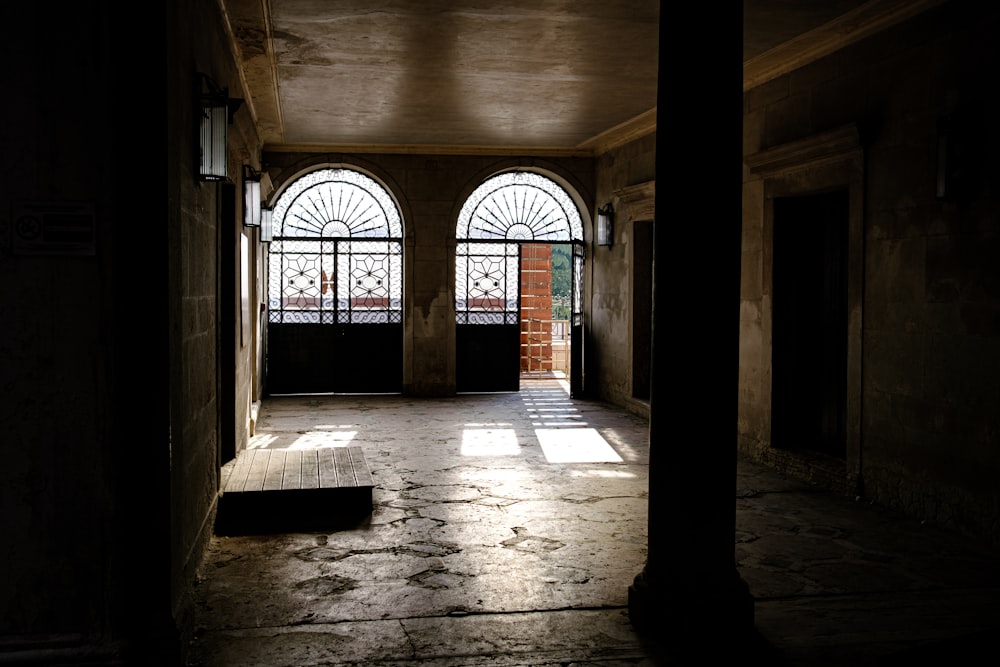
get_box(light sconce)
[596,203,614,247]
[198,74,230,181]
[261,207,273,243]
[243,165,262,227]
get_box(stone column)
[627,4,756,660]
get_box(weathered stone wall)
[591,134,656,415]
[168,0,267,651]
[740,2,1000,543]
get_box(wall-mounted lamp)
[261,207,273,243]
[596,203,614,247]
[243,165,261,227]
[198,74,230,181]
[935,108,983,203]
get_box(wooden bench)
[216,446,374,534]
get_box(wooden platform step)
[216,446,374,535]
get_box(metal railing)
[521,319,570,373]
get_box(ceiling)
[221,0,936,156]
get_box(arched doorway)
[455,171,585,395]
[265,167,404,394]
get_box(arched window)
[268,168,403,324]
[455,171,584,325]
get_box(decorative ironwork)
[573,242,584,327]
[456,242,520,324]
[455,171,584,326]
[273,168,402,238]
[456,171,583,241]
[268,169,402,324]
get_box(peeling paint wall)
[591,135,656,415]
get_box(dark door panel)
[570,323,583,397]
[456,323,521,392]
[337,323,402,393]
[265,323,402,395]
[266,323,337,394]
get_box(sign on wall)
[11,201,96,256]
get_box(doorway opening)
[630,220,653,401]
[520,242,572,379]
[771,189,848,459]
[455,171,585,395]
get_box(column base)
[628,566,768,662]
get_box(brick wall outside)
[520,244,553,371]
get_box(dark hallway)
[4,3,1000,664]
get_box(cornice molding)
[577,108,657,155]
[260,107,656,158]
[743,0,948,91]
[614,181,655,222]
[260,143,596,157]
[745,124,861,177]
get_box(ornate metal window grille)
[268,169,402,324]
[455,242,521,324]
[456,171,584,326]
[456,171,583,241]
[572,242,584,324]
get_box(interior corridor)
[187,376,1000,666]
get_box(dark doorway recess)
[219,182,238,464]
[772,189,848,459]
[631,220,653,401]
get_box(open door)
[455,171,585,394]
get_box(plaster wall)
[591,134,656,416]
[740,2,1000,542]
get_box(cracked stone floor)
[186,376,1000,666]
[187,376,656,665]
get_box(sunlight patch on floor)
[248,433,279,449]
[567,468,637,478]
[461,428,521,456]
[287,430,357,449]
[535,427,623,463]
